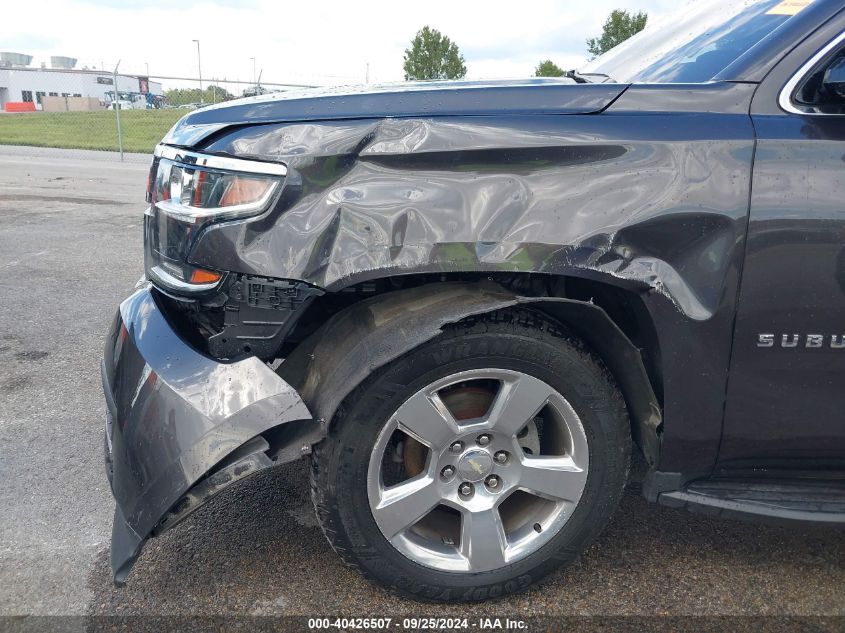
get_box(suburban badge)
[757,333,845,348]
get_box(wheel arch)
[278,278,662,464]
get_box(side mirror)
[822,57,845,99]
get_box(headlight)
[150,145,286,222]
[143,145,287,294]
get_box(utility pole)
[145,61,149,77]
[113,60,124,162]
[250,57,256,86]
[365,62,370,84]
[192,39,203,103]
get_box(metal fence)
[0,67,319,159]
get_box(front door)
[720,18,845,473]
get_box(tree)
[587,9,648,58]
[164,84,234,106]
[403,26,467,81]
[534,60,566,77]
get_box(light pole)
[250,57,256,86]
[113,60,124,162]
[192,39,203,103]
[145,61,149,77]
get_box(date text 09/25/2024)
[307,617,528,630]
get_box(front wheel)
[311,312,630,601]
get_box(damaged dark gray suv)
[103,0,845,601]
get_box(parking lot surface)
[0,147,842,629]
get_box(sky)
[2,0,680,89]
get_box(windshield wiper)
[566,71,616,84]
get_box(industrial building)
[0,52,163,110]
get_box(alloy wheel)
[367,368,589,572]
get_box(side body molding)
[278,281,661,465]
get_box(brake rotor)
[403,384,543,475]
[517,418,541,456]
[403,385,496,477]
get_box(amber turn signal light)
[189,268,222,284]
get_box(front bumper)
[102,285,311,583]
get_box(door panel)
[720,22,845,472]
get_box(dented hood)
[163,79,628,147]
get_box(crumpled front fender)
[102,286,311,583]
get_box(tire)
[310,309,630,602]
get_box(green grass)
[0,110,185,154]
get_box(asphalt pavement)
[0,146,842,631]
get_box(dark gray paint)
[162,79,626,138]
[102,285,310,581]
[176,82,756,474]
[720,12,845,471]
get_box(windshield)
[580,0,818,83]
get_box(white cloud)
[1,0,681,90]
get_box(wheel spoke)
[486,374,553,437]
[518,455,586,502]
[394,390,459,450]
[372,476,442,538]
[460,507,508,571]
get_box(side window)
[788,38,845,115]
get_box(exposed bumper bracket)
[151,436,273,537]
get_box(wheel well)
[562,276,663,406]
[278,273,663,464]
[281,272,663,409]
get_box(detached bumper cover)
[102,285,311,583]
